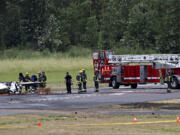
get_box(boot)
[94,89,99,92]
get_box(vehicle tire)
[169,77,179,89]
[112,77,120,89]
[131,84,137,89]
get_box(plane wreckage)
[0,81,45,94]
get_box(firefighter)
[41,71,47,82]
[65,72,72,94]
[31,73,38,92]
[24,72,31,92]
[166,70,172,93]
[159,70,163,84]
[19,72,25,82]
[82,69,87,92]
[40,71,47,88]
[76,70,82,93]
[94,69,99,92]
[31,73,37,82]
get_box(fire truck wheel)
[112,77,120,89]
[170,77,179,89]
[131,84,137,89]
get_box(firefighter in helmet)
[158,69,163,84]
[166,69,172,93]
[76,70,83,93]
[38,71,47,88]
[81,69,87,92]
[94,68,99,92]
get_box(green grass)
[0,57,94,90]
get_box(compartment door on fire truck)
[100,51,105,66]
[140,65,148,83]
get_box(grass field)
[0,113,180,135]
[0,57,96,90]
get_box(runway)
[0,84,180,116]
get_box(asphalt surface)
[1,84,180,116]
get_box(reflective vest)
[76,74,82,84]
[93,75,99,82]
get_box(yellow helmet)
[79,70,83,73]
[26,72,29,75]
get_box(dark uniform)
[65,72,72,94]
[93,74,99,92]
[166,70,172,93]
[39,71,47,88]
[41,72,47,82]
[19,73,25,82]
[76,73,82,93]
[38,72,42,82]
[31,74,38,91]
[82,69,87,92]
[24,73,31,92]
[31,74,37,82]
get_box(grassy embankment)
[0,58,94,90]
[0,48,100,90]
[0,113,180,135]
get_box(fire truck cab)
[93,50,180,89]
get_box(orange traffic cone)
[176,116,179,124]
[134,116,137,124]
[37,119,42,127]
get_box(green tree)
[20,0,48,50]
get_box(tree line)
[0,0,180,53]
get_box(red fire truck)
[93,50,180,89]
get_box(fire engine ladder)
[108,54,180,69]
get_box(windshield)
[100,51,105,59]
[93,52,99,59]
[106,51,113,58]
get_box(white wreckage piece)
[0,82,22,94]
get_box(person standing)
[82,69,87,92]
[31,73,38,92]
[41,71,47,82]
[31,73,37,82]
[37,71,47,88]
[94,69,99,92]
[76,70,82,93]
[19,73,25,82]
[37,71,42,82]
[24,72,31,92]
[166,70,172,93]
[41,71,47,88]
[65,72,72,94]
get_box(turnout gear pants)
[83,82,87,92]
[94,81,99,92]
[78,83,82,93]
[66,83,71,93]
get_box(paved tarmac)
[0,84,180,116]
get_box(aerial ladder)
[108,54,180,69]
